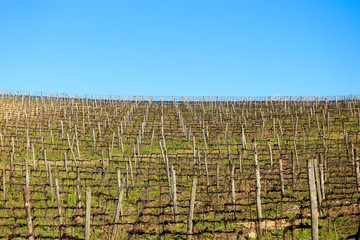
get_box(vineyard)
[0,92,360,239]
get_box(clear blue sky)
[0,0,359,97]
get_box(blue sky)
[0,0,359,97]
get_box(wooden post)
[92,129,96,150]
[356,159,360,192]
[230,164,236,219]
[307,159,319,240]
[355,150,360,192]
[31,143,36,170]
[216,163,220,201]
[25,160,30,189]
[279,158,285,197]
[76,127,81,161]
[268,144,273,171]
[112,179,125,240]
[117,169,121,195]
[2,168,5,202]
[294,141,299,170]
[64,152,69,179]
[67,133,78,167]
[149,129,155,151]
[204,152,209,186]
[76,167,82,210]
[10,152,14,176]
[44,150,48,173]
[242,125,247,149]
[48,163,54,203]
[101,150,105,172]
[273,117,276,138]
[159,141,171,188]
[254,152,263,234]
[0,133,3,151]
[98,122,102,141]
[23,187,34,240]
[319,162,325,200]
[197,147,202,175]
[60,120,64,139]
[314,159,322,207]
[187,178,197,240]
[55,178,63,227]
[85,188,91,240]
[11,137,15,155]
[125,164,129,198]
[128,158,134,187]
[171,166,178,222]
[193,136,196,163]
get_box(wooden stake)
[307,159,319,240]
[187,178,197,240]
[112,179,125,240]
[2,168,5,202]
[279,158,285,197]
[254,152,263,233]
[23,187,34,240]
[85,188,91,240]
[55,178,63,226]
[171,166,178,222]
[230,164,236,219]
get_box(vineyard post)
[197,147,202,175]
[254,152,263,235]
[71,137,78,167]
[171,166,178,223]
[268,144,273,171]
[98,122,102,141]
[108,143,112,168]
[48,163,54,203]
[0,133,3,151]
[92,129,96,150]
[44,150,48,174]
[355,149,360,192]
[307,159,319,240]
[75,125,81,161]
[60,120,64,139]
[125,164,129,197]
[187,178,197,240]
[279,158,285,197]
[273,117,276,138]
[319,161,325,199]
[193,136,196,163]
[160,141,171,188]
[2,168,5,202]
[25,160,30,189]
[128,157,134,187]
[149,129,155,151]
[204,151,209,186]
[10,152,13,177]
[117,169,121,195]
[230,164,236,219]
[76,167,82,209]
[23,186,34,240]
[112,179,124,240]
[216,163,220,201]
[239,150,243,173]
[31,143,36,170]
[55,178,63,230]
[294,141,299,170]
[101,150,105,171]
[64,152,69,179]
[85,188,91,240]
[242,125,247,149]
[314,159,322,207]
